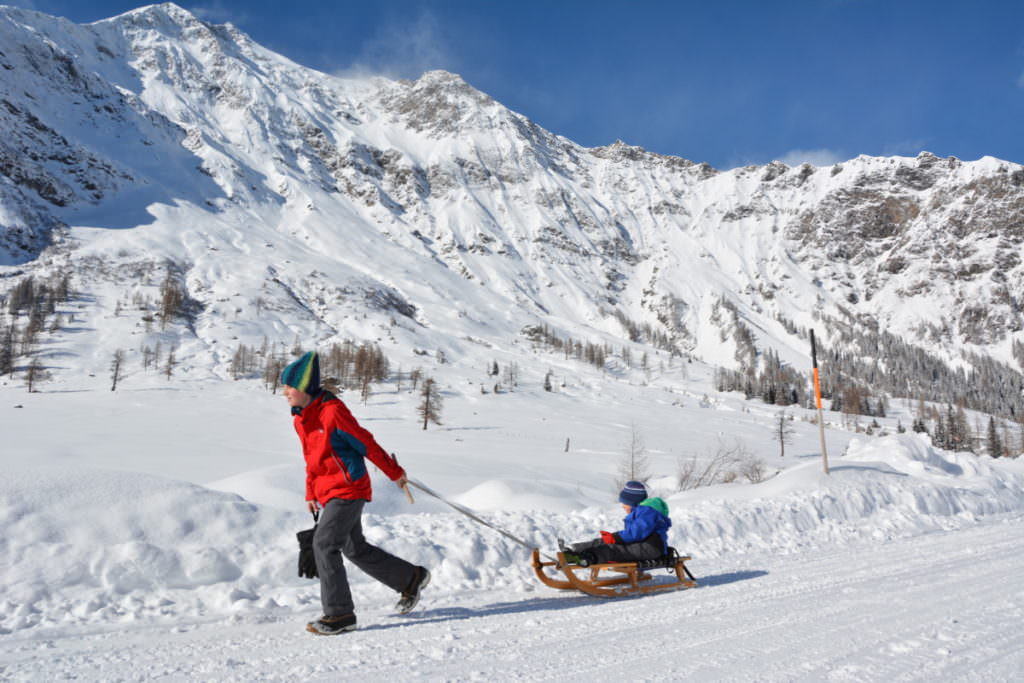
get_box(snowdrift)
[2,435,1022,634]
[669,436,1024,558]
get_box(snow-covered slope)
[2,373,1023,635]
[2,371,1023,680]
[2,2,1023,391]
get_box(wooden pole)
[810,329,830,475]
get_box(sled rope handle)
[407,479,556,562]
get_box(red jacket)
[293,391,405,504]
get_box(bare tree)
[110,349,125,391]
[418,377,443,430]
[25,356,47,392]
[738,455,769,484]
[360,373,372,404]
[616,422,651,489]
[264,354,286,393]
[164,347,177,380]
[503,362,519,390]
[774,410,795,457]
[159,272,184,330]
[677,438,754,490]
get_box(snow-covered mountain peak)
[105,2,204,29]
[375,68,508,137]
[1,5,1023,417]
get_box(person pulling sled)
[282,351,431,635]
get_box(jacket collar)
[291,389,327,417]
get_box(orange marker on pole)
[810,329,830,475]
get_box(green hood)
[639,496,669,517]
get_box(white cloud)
[190,2,250,25]
[1018,71,1024,88]
[333,11,455,81]
[776,148,846,167]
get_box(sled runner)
[530,548,697,598]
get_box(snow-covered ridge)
[1,2,1023,388]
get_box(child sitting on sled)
[560,481,671,566]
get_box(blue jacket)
[617,498,671,550]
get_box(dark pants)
[569,532,665,563]
[313,498,417,616]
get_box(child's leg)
[566,538,604,553]
[588,536,664,564]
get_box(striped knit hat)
[619,480,648,506]
[281,351,320,394]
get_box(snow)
[15,515,1022,681]
[2,372,1023,680]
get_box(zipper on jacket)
[331,452,352,485]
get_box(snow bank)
[668,435,1024,558]
[0,464,301,633]
[2,435,1023,634]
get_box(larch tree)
[774,410,795,457]
[418,377,442,430]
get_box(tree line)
[710,296,1023,456]
[520,324,609,369]
[1,273,72,380]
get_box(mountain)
[2,3,1023,414]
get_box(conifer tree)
[987,416,1003,458]
[418,377,442,430]
[0,322,13,376]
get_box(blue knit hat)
[281,351,320,394]
[619,480,648,506]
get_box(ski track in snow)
[2,513,1022,682]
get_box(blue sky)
[7,0,1024,168]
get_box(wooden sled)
[531,548,697,598]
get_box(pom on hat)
[281,351,320,394]
[619,480,648,506]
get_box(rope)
[407,479,556,562]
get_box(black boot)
[306,613,357,635]
[396,566,431,614]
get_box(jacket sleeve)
[326,400,406,481]
[617,507,659,544]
